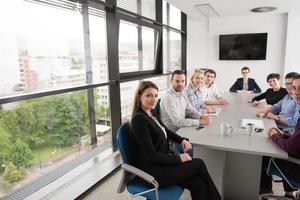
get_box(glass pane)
[89,12,108,83]
[117,0,137,14]
[141,0,156,20]
[0,90,95,197]
[169,4,181,29]
[0,0,85,97]
[163,29,181,72]
[120,81,139,122]
[142,27,155,71]
[94,86,112,148]
[144,76,170,92]
[163,0,167,25]
[119,21,139,73]
[120,77,170,122]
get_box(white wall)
[284,11,300,75]
[187,18,208,79]
[187,14,288,92]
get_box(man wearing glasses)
[229,66,261,93]
[257,72,300,134]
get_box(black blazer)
[229,78,261,93]
[130,109,184,169]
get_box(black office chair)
[260,157,300,200]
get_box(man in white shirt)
[160,70,212,132]
[203,68,229,105]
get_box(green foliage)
[9,139,33,168]
[3,162,24,184]
[46,93,85,146]
[0,100,47,148]
[0,127,11,172]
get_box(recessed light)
[250,6,277,12]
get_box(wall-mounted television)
[219,33,268,60]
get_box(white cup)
[220,123,233,136]
[245,123,259,135]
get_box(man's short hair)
[285,72,298,79]
[204,69,216,77]
[266,73,280,82]
[293,74,300,80]
[241,66,250,72]
[171,70,185,80]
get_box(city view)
[0,0,181,197]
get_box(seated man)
[229,66,261,93]
[257,72,300,133]
[160,70,212,132]
[202,68,229,105]
[260,74,300,199]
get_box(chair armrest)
[122,164,155,184]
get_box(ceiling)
[166,0,300,20]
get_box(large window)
[119,21,158,73]
[162,0,183,73]
[0,0,186,198]
[0,0,85,96]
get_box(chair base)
[128,181,183,200]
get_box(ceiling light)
[196,4,219,18]
[250,6,277,12]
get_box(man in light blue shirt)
[257,72,299,133]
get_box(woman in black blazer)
[230,66,261,93]
[130,81,221,200]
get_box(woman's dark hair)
[131,81,158,119]
[285,72,298,79]
[266,73,280,82]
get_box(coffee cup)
[220,123,233,136]
[245,123,259,135]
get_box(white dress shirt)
[202,83,222,101]
[160,87,201,132]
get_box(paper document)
[200,108,221,116]
[240,118,264,129]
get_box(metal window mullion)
[82,0,97,146]
[137,0,143,71]
[106,0,122,151]
[155,0,162,73]
[181,13,187,72]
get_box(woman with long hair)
[130,81,221,200]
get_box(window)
[89,10,108,82]
[0,0,186,198]
[119,21,158,73]
[163,29,182,72]
[0,90,96,196]
[117,0,156,20]
[0,0,85,97]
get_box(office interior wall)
[187,14,288,92]
[284,12,300,76]
[187,17,208,80]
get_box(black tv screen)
[219,33,267,60]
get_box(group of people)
[229,67,300,199]
[128,66,300,199]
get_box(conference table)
[176,92,288,200]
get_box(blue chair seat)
[128,181,184,200]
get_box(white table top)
[176,92,288,159]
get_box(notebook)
[240,118,265,129]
